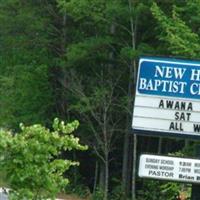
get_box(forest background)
[0,0,199,199]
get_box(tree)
[56,1,128,199]
[151,1,200,58]
[56,1,158,199]
[66,69,124,200]
[0,0,54,128]
[0,118,87,200]
[151,2,200,199]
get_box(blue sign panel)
[137,57,200,99]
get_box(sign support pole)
[191,144,200,200]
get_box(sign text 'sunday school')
[139,154,200,184]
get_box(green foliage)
[57,0,126,23]
[0,119,87,200]
[137,179,190,200]
[109,184,126,200]
[66,183,90,198]
[0,0,53,128]
[120,47,139,60]
[183,142,200,157]
[0,64,53,128]
[160,182,182,200]
[0,0,50,65]
[91,188,105,200]
[151,2,200,58]
[66,36,113,67]
[137,180,163,200]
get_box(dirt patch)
[57,194,88,200]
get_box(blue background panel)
[137,58,200,100]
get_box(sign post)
[191,144,200,200]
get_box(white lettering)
[154,79,161,90]
[165,67,173,78]
[191,69,200,81]
[190,83,198,95]
[174,67,186,79]
[154,65,164,78]
[179,82,187,94]
[139,78,146,90]
[154,66,186,79]
[146,79,154,90]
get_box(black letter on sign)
[194,124,200,132]
[169,122,175,130]
[159,100,164,108]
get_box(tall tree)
[56,0,129,199]
[151,1,200,58]
[0,0,54,128]
[57,1,158,199]
[151,1,200,199]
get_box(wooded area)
[0,0,199,199]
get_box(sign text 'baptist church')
[132,57,200,138]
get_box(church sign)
[132,57,200,139]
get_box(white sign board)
[139,154,200,183]
[132,57,200,139]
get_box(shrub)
[0,118,87,200]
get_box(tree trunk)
[122,129,130,197]
[131,59,137,199]
[129,0,138,197]
[132,134,137,200]
[185,139,190,148]
[93,160,99,193]
[191,144,200,200]
[99,162,105,191]
[122,45,135,197]
[73,151,78,185]
[158,137,163,154]
[103,109,109,200]
[104,152,109,200]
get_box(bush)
[0,118,87,200]
[137,179,191,200]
